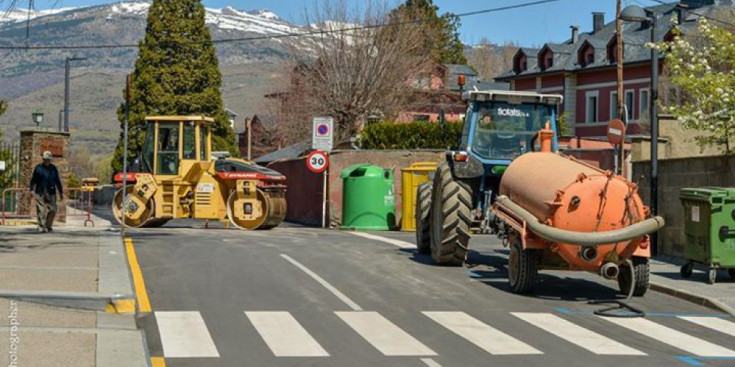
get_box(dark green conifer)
[113,0,236,173]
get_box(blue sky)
[27,0,665,46]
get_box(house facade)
[496,0,725,139]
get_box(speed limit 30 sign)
[307,151,329,173]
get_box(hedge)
[360,121,463,150]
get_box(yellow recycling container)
[401,162,439,231]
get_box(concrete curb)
[0,290,136,312]
[650,281,735,317]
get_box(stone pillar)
[19,129,70,223]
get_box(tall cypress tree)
[112,0,236,173]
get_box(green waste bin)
[679,187,735,284]
[341,164,395,230]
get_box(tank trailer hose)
[588,259,646,318]
[495,196,665,246]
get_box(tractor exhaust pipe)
[600,262,619,279]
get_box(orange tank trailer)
[492,124,664,295]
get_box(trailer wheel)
[508,240,540,294]
[430,162,472,266]
[618,257,650,297]
[415,181,433,254]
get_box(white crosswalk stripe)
[678,316,735,338]
[155,311,220,358]
[153,309,735,360]
[245,311,330,357]
[511,312,646,356]
[601,316,735,357]
[336,311,437,356]
[423,311,542,355]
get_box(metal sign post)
[307,150,329,229]
[121,74,131,236]
[322,168,328,229]
[606,119,626,176]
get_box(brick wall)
[267,150,445,228]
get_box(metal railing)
[66,187,95,227]
[1,187,96,227]
[1,188,34,225]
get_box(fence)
[0,143,20,189]
[1,187,96,227]
[1,188,33,225]
[67,187,95,227]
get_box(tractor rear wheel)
[429,162,472,266]
[415,181,433,254]
[508,240,540,294]
[618,257,650,297]
[112,187,154,228]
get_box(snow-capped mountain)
[1,1,295,35]
[0,1,313,82]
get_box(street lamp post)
[32,109,44,129]
[621,5,659,254]
[64,56,87,133]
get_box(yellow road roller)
[112,116,287,230]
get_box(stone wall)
[19,129,70,222]
[633,155,735,257]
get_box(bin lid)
[680,187,735,202]
[401,161,439,173]
[340,164,388,179]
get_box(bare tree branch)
[276,0,431,144]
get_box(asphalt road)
[124,222,735,367]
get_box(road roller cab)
[112,116,286,230]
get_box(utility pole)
[616,0,625,175]
[246,117,252,160]
[64,56,87,132]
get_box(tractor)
[416,91,663,296]
[112,116,287,230]
[415,90,563,265]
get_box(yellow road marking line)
[150,357,166,367]
[124,237,152,313]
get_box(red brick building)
[496,1,722,139]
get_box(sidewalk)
[0,216,148,367]
[649,257,735,317]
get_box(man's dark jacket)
[29,164,63,196]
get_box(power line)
[0,0,561,51]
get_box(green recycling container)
[679,187,735,284]
[341,164,395,230]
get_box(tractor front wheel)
[415,181,433,254]
[429,162,472,266]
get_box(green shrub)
[360,121,463,150]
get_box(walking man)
[29,151,64,233]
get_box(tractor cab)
[441,90,563,234]
[458,90,562,169]
[138,116,213,177]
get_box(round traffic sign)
[307,151,329,173]
[317,123,329,136]
[606,119,626,145]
